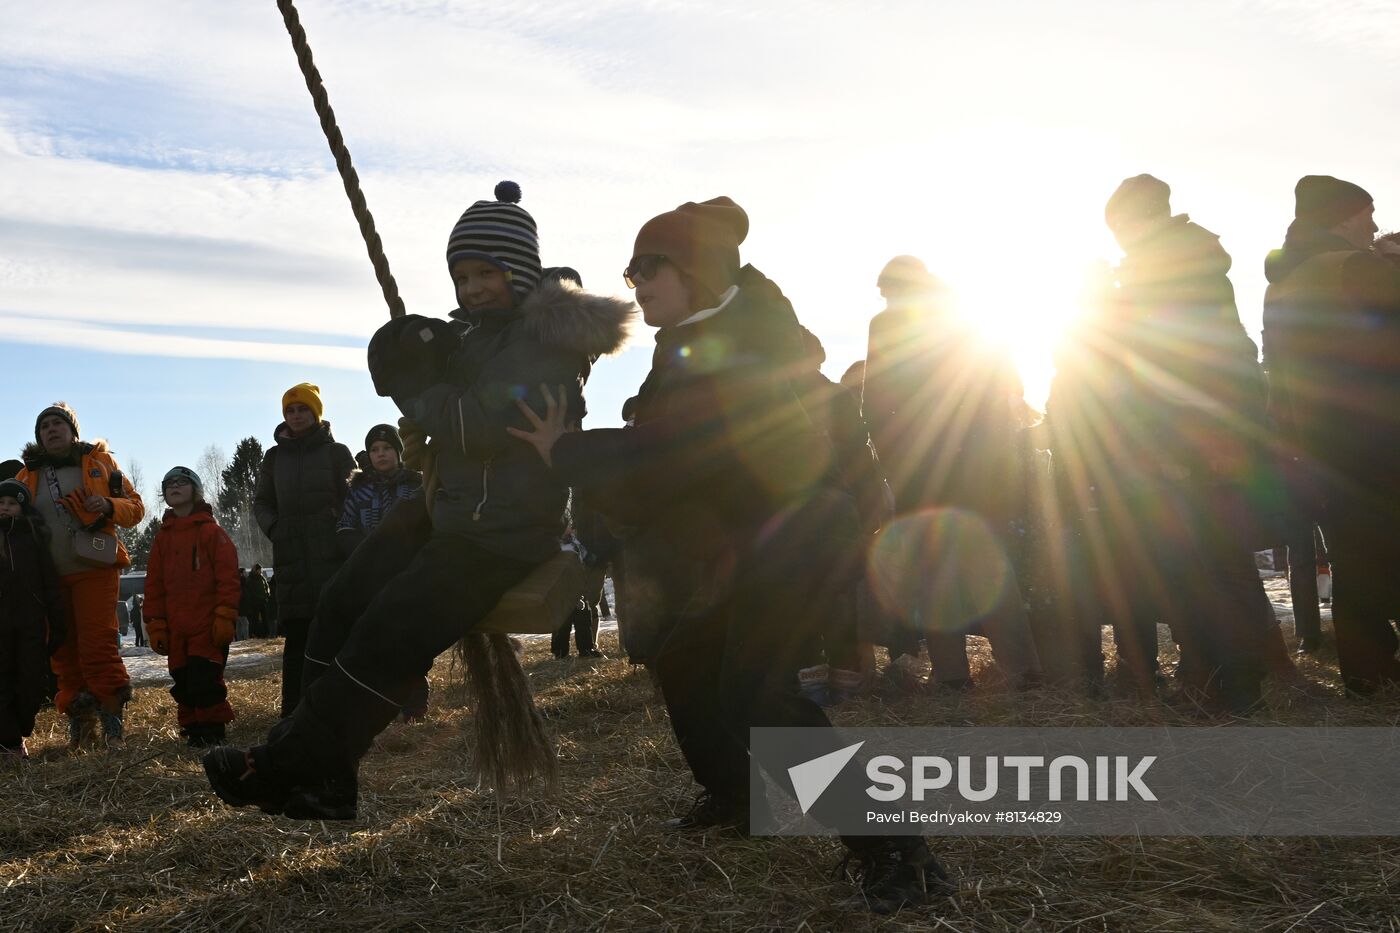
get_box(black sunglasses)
[622,254,669,289]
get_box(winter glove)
[212,606,237,649]
[147,618,170,656]
[46,617,67,657]
[61,489,108,523]
[367,315,457,400]
[399,418,428,470]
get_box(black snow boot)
[283,772,358,821]
[662,791,749,833]
[185,723,227,748]
[841,837,955,914]
[203,746,289,814]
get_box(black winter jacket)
[392,279,632,563]
[552,266,841,563]
[863,303,1021,518]
[253,421,354,619]
[1263,223,1400,495]
[0,512,63,647]
[1063,216,1266,493]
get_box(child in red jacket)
[145,467,241,747]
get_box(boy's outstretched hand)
[507,384,570,468]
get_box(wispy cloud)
[0,312,364,369]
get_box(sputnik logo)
[788,741,864,814]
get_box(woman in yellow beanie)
[253,383,354,716]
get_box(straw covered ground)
[4,594,1400,932]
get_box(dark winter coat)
[863,303,1021,519]
[1070,216,1267,496]
[335,466,423,556]
[552,265,846,564]
[1263,223,1400,498]
[0,512,64,650]
[390,278,632,564]
[240,571,269,615]
[792,344,889,534]
[1115,215,1264,417]
[253,421,354,620]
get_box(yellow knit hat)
[282,383,324,420]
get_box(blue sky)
[2,0,1398,511]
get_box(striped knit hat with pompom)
[446,180,542,300]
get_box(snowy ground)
[120,639,283,687]
[118,576,622,687]
[118,572,1320,689]
[1260,569,1331,636]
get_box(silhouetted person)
[862,256,1041,692]
[1080,174,1273,713]
[1263,175,1400,695]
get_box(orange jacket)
[144,504,241,629]
[16,440,146,567]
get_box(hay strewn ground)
[4,581,1400,932]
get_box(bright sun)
[800,128,1126,412]
[947,255,1101,412]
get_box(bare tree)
[198,444,228,508]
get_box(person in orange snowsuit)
[16,402,144,748]
[144,466,241,747]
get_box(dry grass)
[4,590,1400,932]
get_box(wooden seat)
[475,550,586,635]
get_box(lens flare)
[866,508,1013,634]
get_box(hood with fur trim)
[348,465,421,491]
[21,438,112,470]
[487,277,634,360]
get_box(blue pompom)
[494,180,522,203]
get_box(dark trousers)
[1090,483,1271,703]
[552,603,597,657]
[653,492,897,852]
[1283,522,1325,642]
[302,495,435,719]
[303,496,432,695]
[819,588,861,672]
[170,654,234,729]
[0,617,48,745]
[613,531,701,666]
[1033,523,1107,688]
[1324,508,1400,694]
[257,531,534,784]
[279,617,311,718]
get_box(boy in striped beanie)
[445,180,542,301]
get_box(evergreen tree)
[219,437,263,516]
[218,436,272,566]
[120,519,162,571]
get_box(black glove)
[367,315,458,399]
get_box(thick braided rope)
[277,0,406,319]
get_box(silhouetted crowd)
[4,173,1398,914]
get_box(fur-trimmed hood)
[348,465,421,491]
[515,278,634,359]
[21,438,111,470]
